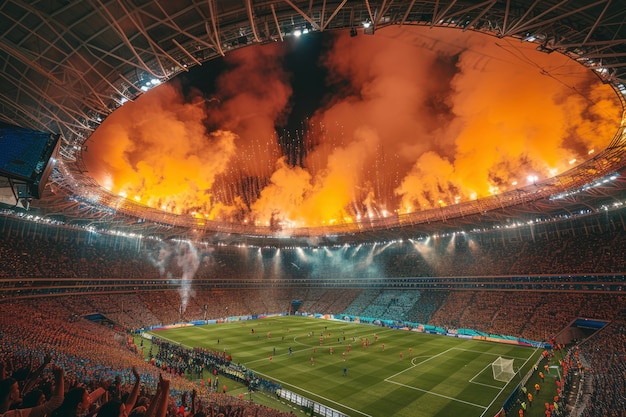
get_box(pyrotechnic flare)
[84,26,621,229]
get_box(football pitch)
[147,316,542,417]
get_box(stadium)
[1,1,625,417]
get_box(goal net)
[492,356,515,382]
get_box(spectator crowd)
[0,300,296,417]
[1,208,625,415]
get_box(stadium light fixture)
[363,20,374,35]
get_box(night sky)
[83,26,621,228]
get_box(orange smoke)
[84,26,622,227]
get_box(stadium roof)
[1,0,626,244]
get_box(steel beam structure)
[1,0,626,242]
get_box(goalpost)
[492,356,515,382]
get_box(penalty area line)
[388,347,455,380]
[384,347,487,410]
[384,379,487,410]
[451,347,530,361]
[469,364,505,390]
[479,346,541,417]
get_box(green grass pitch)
[147,316,542,417]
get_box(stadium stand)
[1,206,625,415]
[0,299,296,417]
[2,0,626,415]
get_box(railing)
[1,274,624,300]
